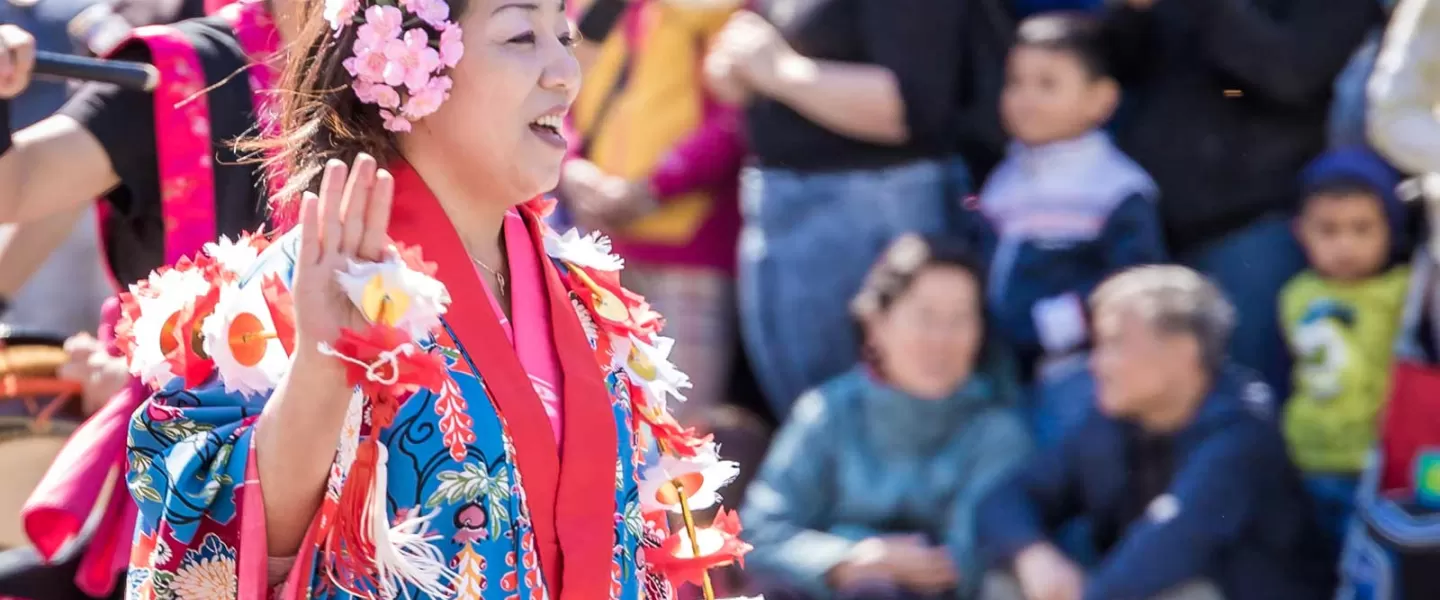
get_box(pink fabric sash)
[481,211,565,442]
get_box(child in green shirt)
[1283,147,1411,542]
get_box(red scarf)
[387,161,619,599]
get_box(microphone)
[32,50,158,92]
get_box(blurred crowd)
[6,0,1440,598]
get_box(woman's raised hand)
[291,154,394,351]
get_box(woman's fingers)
[298,191,322,265]
[338,153,377,257]
[318,160,348,259]
[357,168,394,261]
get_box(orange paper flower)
[648,508,751,588]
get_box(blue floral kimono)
[123,162,691,599]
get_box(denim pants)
[1179,215,1307,400]
[1306,473,1361,553]
[756,579,946,600]
[738,159,959,419]
[982,573,1224,600]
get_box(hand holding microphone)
[0,24,158,99]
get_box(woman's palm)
[291,155,395,347]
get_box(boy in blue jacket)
[973,12,1166,446]
[976,266,1335,600]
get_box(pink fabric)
[620,89,744,273]
[479,211,565,442]
[146,27,218,267]
[238,446,272,599]
[205,0,239,15]
[21,297,145,597]
[620,0,742,271]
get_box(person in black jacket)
[1101,0,1383,400]
[976,265,1335,600]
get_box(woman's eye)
[508,32,537,44]
[559,32,578,47]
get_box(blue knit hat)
[1300,146,1409,258]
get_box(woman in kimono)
[119,0,749,597]
[0,2,293,597]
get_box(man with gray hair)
[975,265,1335,600]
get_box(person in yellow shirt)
[1282,147,1411,544]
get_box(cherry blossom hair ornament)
[324,0,465,132]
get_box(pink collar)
[478,211,565,443]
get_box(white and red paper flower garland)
[537,219,753,600]
[118,235,273,389]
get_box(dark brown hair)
[1015,11,1111,79]
[240,0,471,225]
[850,234,988,373]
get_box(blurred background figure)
[977,266,1335,600]
[705,0,974,420]
[742,235,1030,600]
[1280,148,1410,545]
[975,12,1165,448]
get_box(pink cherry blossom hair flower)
[325,0,465,133]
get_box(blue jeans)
[756,578,943,600]
[1179,215,1307,400]
[1307,474,1361,549]
[738,159,961,419]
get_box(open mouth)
[529,114,564,142]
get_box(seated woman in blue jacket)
[740,234,1034,600]
[975,265,1336,600]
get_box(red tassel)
[324,438,382,595]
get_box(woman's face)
[866,266,984,400]
[415,0,580,200]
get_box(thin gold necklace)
[472,256,507,295]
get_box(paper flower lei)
[325,0,465,132]
[117,234,275,391]
[530,203,756,600]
